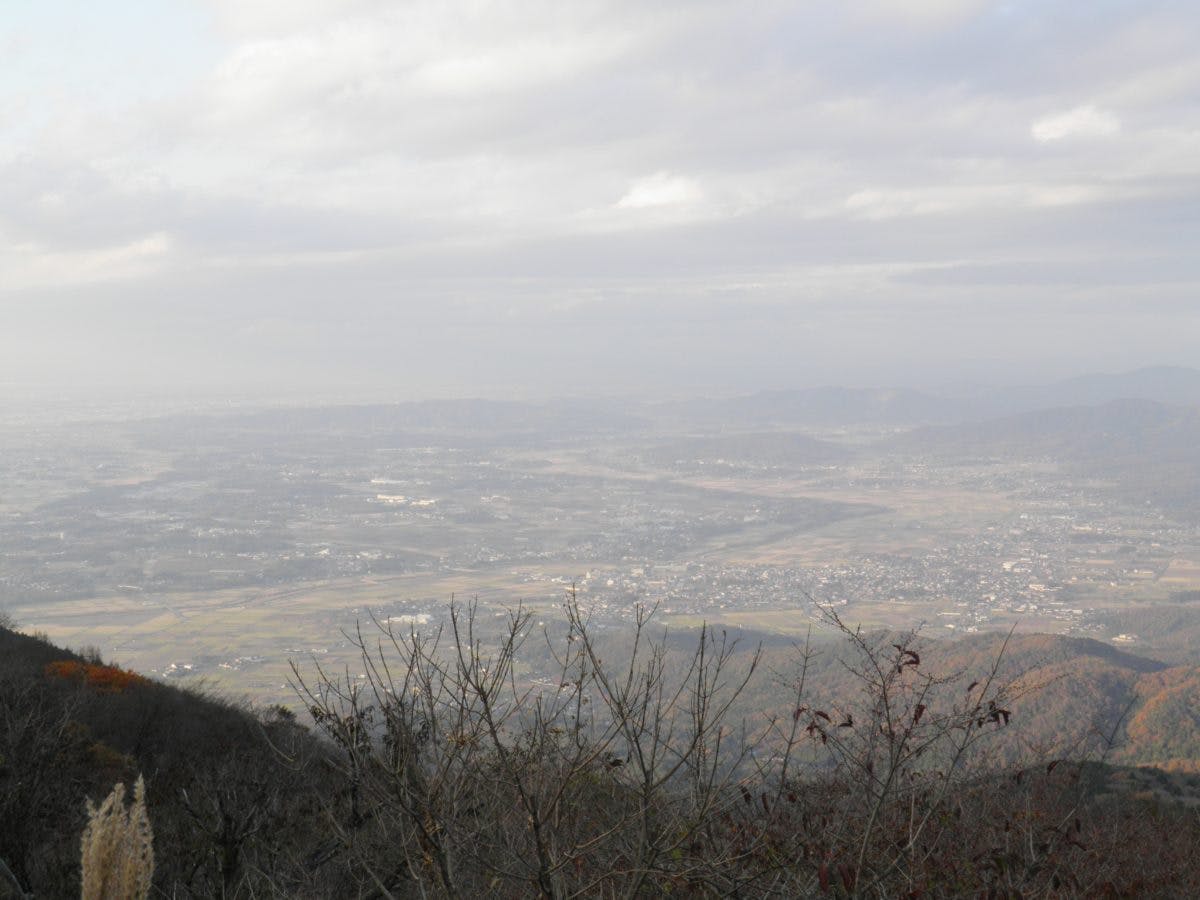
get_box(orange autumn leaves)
[46,660,149,692]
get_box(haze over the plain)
[2,1,1198,400]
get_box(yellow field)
[1161,559,1200,585]
[14,569,574,707]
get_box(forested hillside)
[5,611,1200,897]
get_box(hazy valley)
[5,367,1200,710]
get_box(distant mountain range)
[897,397,1200,463]
[985,366,1200,415]
[645,368,1200,520]
[658,366,1200,429]
[130,396,651,451]
[893,398,1200,519]
[655,387,968,428]
[123,366,1200,438]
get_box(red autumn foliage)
[45,659,149,692]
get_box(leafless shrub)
[293,593,765,897]
[291,597,1200,897]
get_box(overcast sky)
[1,0,1198,401]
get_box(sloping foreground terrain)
[4,620,1200,897]
[736,628,1200,769]
[878,631,1200,772]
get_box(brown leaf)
[839,864,856,891]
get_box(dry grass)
[80,776,154,900]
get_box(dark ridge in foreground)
[4,619,1200,898]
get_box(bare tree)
[292,593,767,898]
[289,597,1199,898]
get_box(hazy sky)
[2,0,1198,400]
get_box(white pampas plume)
[80,775,154,900]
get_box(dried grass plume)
[80,775,154,900]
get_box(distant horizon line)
[3,363,1200,419]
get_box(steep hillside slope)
[0,625,335,898]
[750,629,1200,770]
[5,621,1200,897]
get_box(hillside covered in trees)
[4,610,1200,898]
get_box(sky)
[1,0,1198,401]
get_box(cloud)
[1,0,1198,395]
[411,34,633,96]
[1031,104,1121,142]
[0,232,173,291]
[852,0,989,29]
[616,172,704,210]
